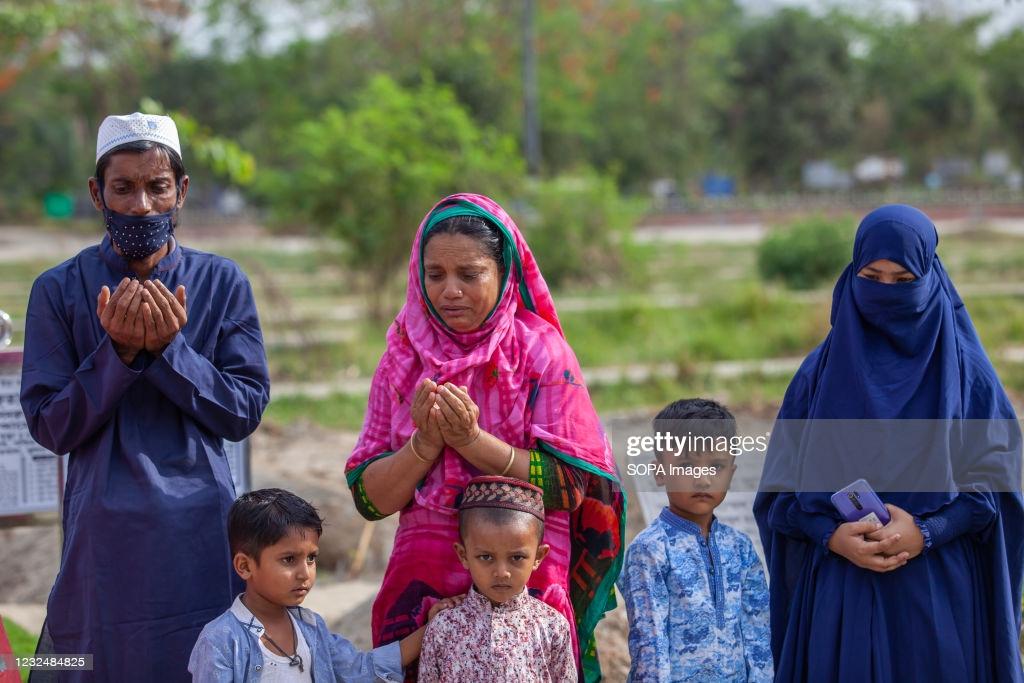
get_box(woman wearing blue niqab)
[754,205,1024,681]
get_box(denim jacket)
[188,596,403,682]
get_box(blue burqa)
[21,235,270,681]
[754,205,1024,682]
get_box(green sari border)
[345,450,395,488]
[537,439,628,683]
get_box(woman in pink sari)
[346,194,625,681]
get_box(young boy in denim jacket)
[189,488,456,682]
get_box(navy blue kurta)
[21,235,270,682]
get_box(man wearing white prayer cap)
[20,113,270,682]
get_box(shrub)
[758,215,853,289]
[519,169,638,288]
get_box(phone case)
[830,479,891,525]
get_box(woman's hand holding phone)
[865,504,926,561]
[828,519,912,572]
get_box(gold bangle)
[499,445,516,476]
[410,431,434,464]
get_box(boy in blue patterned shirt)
[618,398,773,682]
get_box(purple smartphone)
[830,479,891,526]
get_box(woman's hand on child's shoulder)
[427,594,466,621]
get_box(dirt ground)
[0,422,397,605]
[0,418,640,680]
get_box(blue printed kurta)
[617,508,773,682]
[20,235,270,682]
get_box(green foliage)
[961,295,1024,351]
[985,29,1024,158]
[579,0,741,187]
[730,9,856,188]
[263,393,372,432]
[6,1,1024,214]
[0,1,68,50]
[560,289,824,369]
[856,15,993,173]
[262,74,523,311]
[519,170,638,288]
[3,616,35,681]
[140,98,255,186]
[0,93,80,216]
[524,0,742,185]
[758,215,853,289]
[687,285,825,359]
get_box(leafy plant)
[141,98,255,186]
[519,169,638,288]
[758,215,853,290]
[261,74,523,317]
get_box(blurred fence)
[648,188,1024,220]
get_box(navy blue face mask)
[100,183,177,261]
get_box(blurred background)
[4,1,1024,676]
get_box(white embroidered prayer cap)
[95,112,182,162]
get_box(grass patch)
[3,616,35,681]
[563,286,826,368]
[963,296,1024,350]
[992,359,1024,404]
[219,244,346,275]
[713,372,794,412]
[262,370,795,434]
[590,376,691,414]
[259,280,350,301]
[0,261,51,333]
[263,392,370,431]
[552,239,759,300]
[0,261,58,284]
[266,327,386,382]
[941,233,1024,283]
[589,370,793,416]
[687,286,828,361]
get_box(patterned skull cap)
[96,112,182,162]
[459,476,545,521]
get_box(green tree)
[985,29,1024,160]
[856,15,994,175]
[0,0,150,214]
[301,0,741,189]
[0,0,70,93]
[540,0,740,189]
[729,9,856,189]
[140,98,255,187]
[355,0,521,134]
[0,0,271,217]
[263,74,523,315]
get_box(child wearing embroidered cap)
[417,476,577,683]
[618,399,773,682]
[189,488,457,682]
